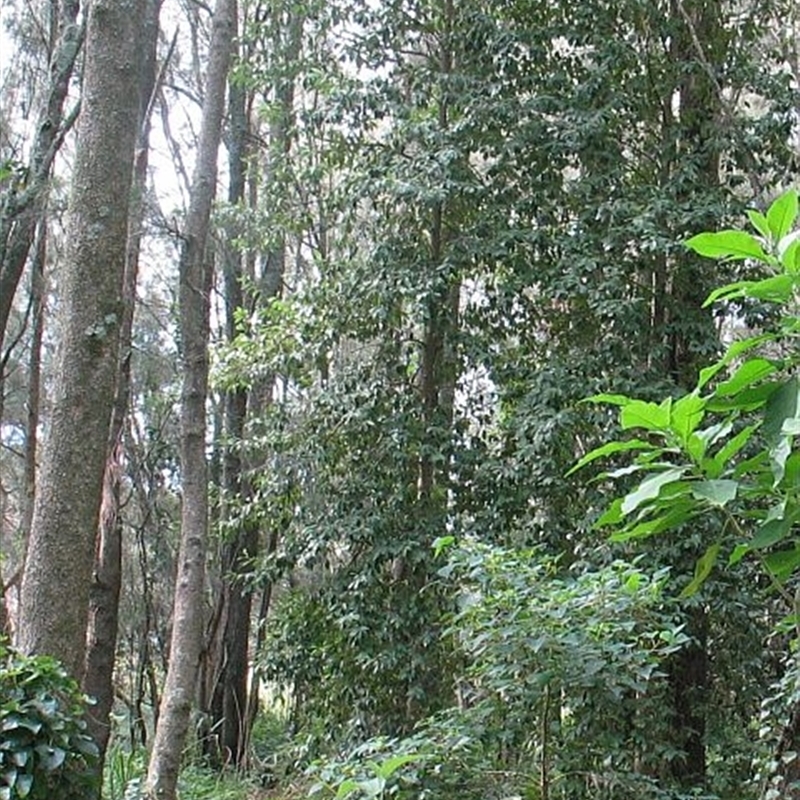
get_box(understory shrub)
[0,639,98,800]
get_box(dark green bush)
[0,639,99,800]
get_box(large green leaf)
[670,393,706,445]
[767,189,799,240]
[764,378,800,484]
[620,467,687,516]
[707,423,760,478]
[714,358,776,398]
[750,517,792,550]
[764,547,800,582]
[565,439,656,477]
[704,275,794,306]
[779,234,800,273]
[610,499,697,542]
[747,209,770,239]
[691,480,738,507]
[686,230,768,261]
[696,334,773,388]
[619,398,671,433]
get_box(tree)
[17,0,147,678]
[81,0,166,773]
[0,0,82,362]
[145,0,236,795]
[570,190,800,797]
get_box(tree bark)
[81,0,165,773]
[202,6,302,766]
[202,54,253,768]
[145,0,236,796]
[17,0,146,678]
[0,0,82,356]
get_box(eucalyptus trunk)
[17,0,146,677]
[144,0,236,795]
[82,0,164,773]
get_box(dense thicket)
[1,0,799,798]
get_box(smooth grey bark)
[145,0,236,796]
[17,0,146,678]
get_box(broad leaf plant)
[571,189,800,608]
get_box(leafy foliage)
[572,190,800,595]
[571,189,800,794]
[0,641,98,800]
[304,542,691,800]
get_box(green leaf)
[334,779,360,799]
[779,234,800,273]
[747,209,771,239]
[15,773,32,798]
[715,358,777,398]
[358,778,385,798]
[594,497,625,528]
[744,274,795,303]
[680,543,721,598]
[764,547,800,582]
[704,275,794,306]
[750,517,792,550]
[696,334,774,388]
[432,536,455,557]
[374,753,422,779]
[764,379,800,443]
[610,499,696,542]
[620,398,671,432]
[1,716,41,735]
[686,230,768,261]
[770,437,792,486]
[729,544,749,566]
[565,439,656,477]
[708,423,760,478]
[767,189,798,240]
[620,467,687,516]
[585,393,635,407]
[691,480,738,507]
[670,393,706,444]
[764,378,800,484]
[34,744,66,771]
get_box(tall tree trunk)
[145,0,236,796]
[0,218,46,635]
[17,0,146,677]
[202,56,252,769]
[203,6,302,766]
[0,0,82,356]
[663,0,726,788]
[81,0,165,773]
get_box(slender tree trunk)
[0,0,82,355]
[17,0,146,677]
[145,0,236,796]
[203,7,302,766]
[203,61,252,768]
[0,219,46,635]
[663,0,726,788]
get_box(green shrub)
[0,639,99,800]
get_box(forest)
[1,0,800,798]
